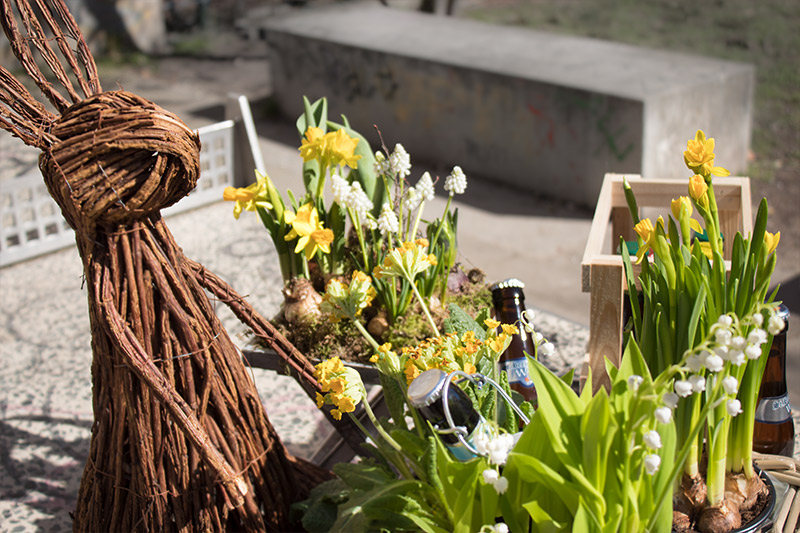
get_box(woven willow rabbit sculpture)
[0,0,333,530]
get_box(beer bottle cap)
[490,278,525,291]
[407,368,447,408]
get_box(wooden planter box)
[580,173,752,389]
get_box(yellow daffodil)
[684,130,730,177]
[671,196,692,220]
[634,218,656,264]
[672,196,704,236]
[764,231,780,255]
[327,128,362,169]
[688,174,709,208]
[222,176,273,219]
[321,270,377,323]
[284,203,334,260]
[298,126,327,162]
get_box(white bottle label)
[754,394,791,424]
[500,358,535,389]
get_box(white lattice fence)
[1,120,236,267]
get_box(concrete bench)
[259,3,754,207]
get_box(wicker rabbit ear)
[0,0,101,148]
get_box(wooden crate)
[580,173,752,390]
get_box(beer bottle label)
[500,358,535,389]
[754,394,792,423]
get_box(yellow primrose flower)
[764,231,780,255]
[372,240,437,281]
[222,176,273,219]
[487,333,508,354]
[501,324,519,336]
[484,318,501,329]
[405,362,421,384]
[327,128,362,169]
[321,270,377,322]
[464,362,477,374]
[313,359,365,418]
[284,203,334,260]
[688,174,709,207]
[298,126,327,162]
[684,130,730,177]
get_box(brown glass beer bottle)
[490,279,538,405]
[753,305,794,457]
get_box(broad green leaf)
[528,359,585,465]
[380,372,409,432]
[581,390,616,492]
[443,303,486,339]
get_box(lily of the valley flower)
[284,203,334,260]
[644,454,661,475]
[223,176,273,219]
[684,129,730,178]
[643,430,662,450]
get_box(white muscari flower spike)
[347,182,374,225]
[403,186,421,212]
[389,144,411,178]
[662,392,680,409]
[644,454,661,475]
[727,399,743,417]
[628,375,644,391]
[417,171,435,202]
[655,406,672,424]
[674,380,693,398]
[377,203,399,236]
[689,375,706,393]
[374,151,389,175]
[722,376,738,395]
[768,314,785,336]
[643,430,662,450]
[745,344,762,360]
[703,353,724,372]
[331,173,351,206]
[444,166,467,195]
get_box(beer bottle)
[753,305,794,457]
[490,279,538,404]
[407,368,482,461]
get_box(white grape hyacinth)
[416,171,435,202]
[331,173,351,206]
[377,203,399,236]
[443,166,467,195]
[389,144,411,178]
